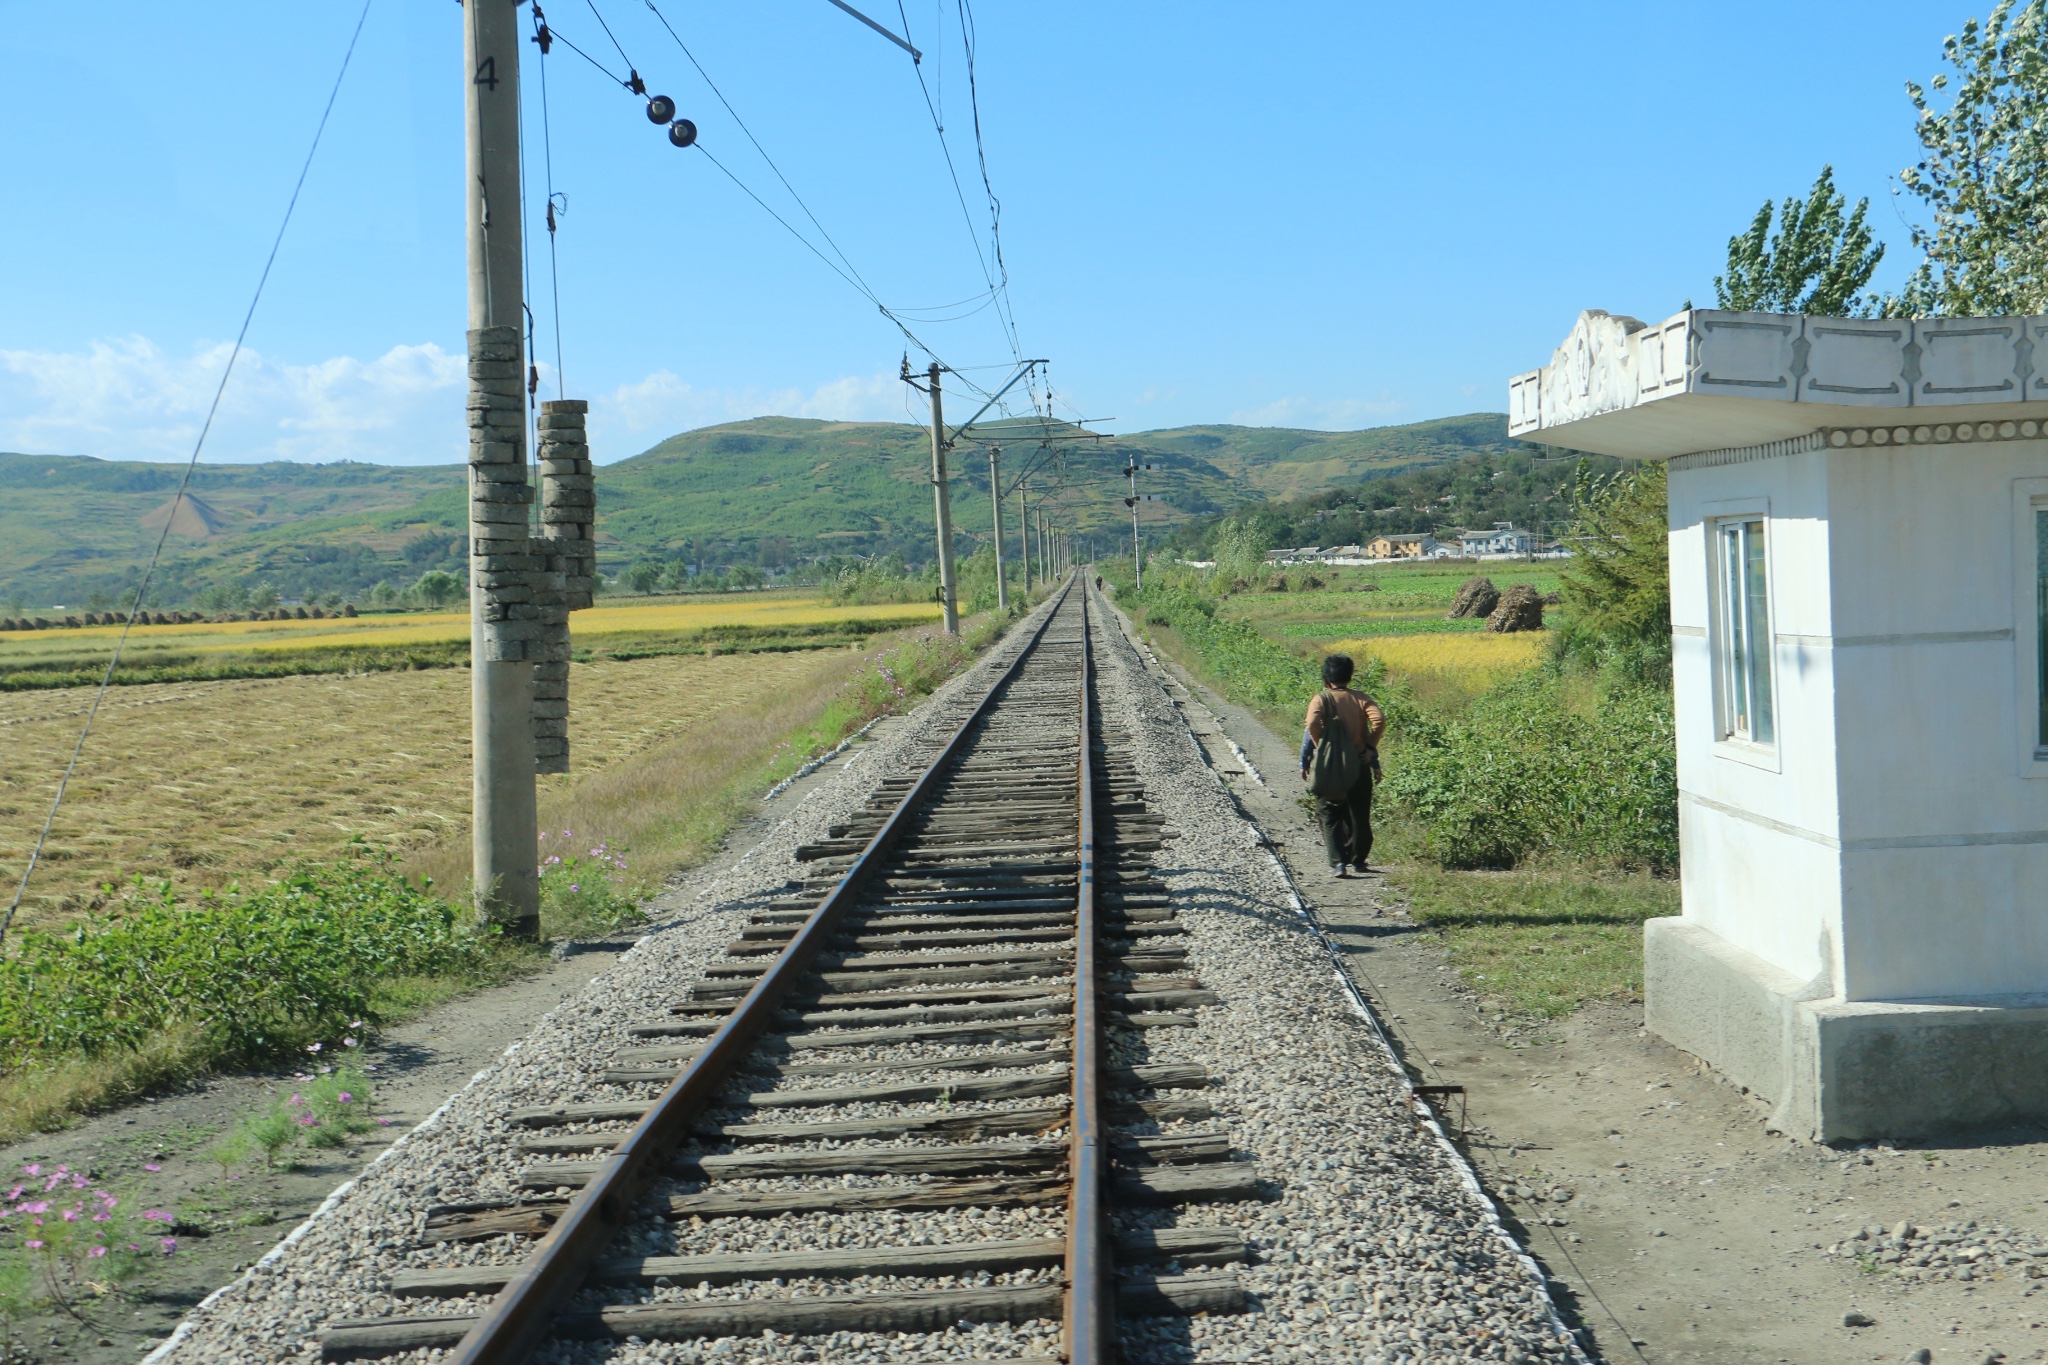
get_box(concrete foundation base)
[1644,918,2048,1142]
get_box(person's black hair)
[1322,654,1354,688]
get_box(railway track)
[318,580,1258,1363]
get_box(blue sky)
[0,1,1969,466]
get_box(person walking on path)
[1300,653,1384,877]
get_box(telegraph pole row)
[985,447,1007,612]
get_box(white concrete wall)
[1824,438,2048,1000]
[1669,447,1843,989]
[1670,437,2048,1005]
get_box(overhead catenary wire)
[894,0,1020,363]
[0,0,376,950]
[542,5,1048,432]
[533,5,570,396]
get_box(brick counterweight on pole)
[465,0,539,937]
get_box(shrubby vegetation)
[0,851,498,1079]
[1381,672,1676,871]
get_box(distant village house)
[1364,533,1440,559]
[1456,522,1535,557]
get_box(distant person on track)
[1300,653,1384,878]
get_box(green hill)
[0,412,1514,609]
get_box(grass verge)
[405,611,1018,935]
[1113,573,1675,1021]
[0,854,535,1143]
[1372,818,1676,1018]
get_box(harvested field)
[0,595,942,669]
[0,649,851,928]
[1325,627,1548,685]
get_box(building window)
[1716,518,1774,744]
[2038,508,2048,752]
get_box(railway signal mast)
[1123,460,1159,590]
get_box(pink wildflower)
[24,1240,41,1250]
[144,1163,162,1172]
[87,1246,106,1258]
[337,1093,353,1104]
[159,1236,177,1254]
[141,1211,173,1223]
[61,1209,78,1223]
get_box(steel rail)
[1063,584,1111,1362]
[446,582,1076,1365]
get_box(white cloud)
[1224,395,1410,430]
[0,335,467,464]
[0,336,910,466]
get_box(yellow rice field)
[1329,630,1549,687]
[0,595,943,659]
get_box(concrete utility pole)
[923,364,960,634]
[464,0,539,936]
[986,447,1007,612]
[1017,477,1032,592]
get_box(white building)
[1460,522,1535,557]
[1512,308,2048,1140]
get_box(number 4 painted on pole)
[474,56,499,90]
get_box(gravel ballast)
[145,588,1585,1364]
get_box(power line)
[954,0,1022,357]
[643,0,881,308]
[533,8,570,395]
[543,7,1029,411]
[895,0,1019,363]
[0,0,376,949]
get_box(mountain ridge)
[0,412,1516,607]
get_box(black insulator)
[646,94,676,124]
[628,69,646,96]
[668,118,698,148]
[532,23,552,54]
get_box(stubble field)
[0,648,850,928]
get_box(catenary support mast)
[904,362,960,635]
[464,0,539,936]
[987,447,1007,611]
[1018,478,1032,592]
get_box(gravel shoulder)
[1106,597,2048,1365]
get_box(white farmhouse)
[1460,522,1535,557]
[1512,308,2048,1140]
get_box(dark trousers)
[1316,773,1374,868]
